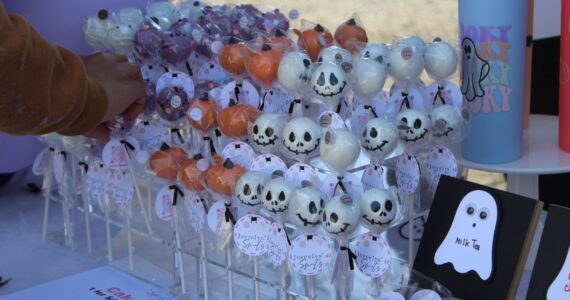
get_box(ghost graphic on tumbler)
[546,246,570,299]
[460,38,490,102]
[434,190,498,280]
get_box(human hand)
[81,52,145,141]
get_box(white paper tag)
[249,154,288,176]
[187,193,206,233]
[396,153,420,195]
[222,141,256,170]
[197,60,228,84]
[387,87,424,118]
[361,163,385,190]
[131,120,171,154]
[285,163,319,189]
[32,148,50,176]
[155,185,175,222]
[233,214,271,256]
[156,71,194,99]
[73,162,84,195]
[102,138,139,171]
[426,146,458,185]
[53,150,65,184]
[267,222,289,267]
[141,62,164,84]
[207,200,238,233]
[318,110,346,132]
[260,83,293,114]
[423,81,463,111]
[389,78,426,96]
[350,91,390,131]
[219,80,260,108]
[86,160,111,199]
[188,107,203,121]
[321,172,364,201]
[289,233,333,276]
[109,169,134,207]
[354,233,391,278]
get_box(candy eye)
[480,211,487,220]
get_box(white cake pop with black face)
[320,129,360,175]
[352,58,387,99]
[322,194,360,236]
[262,177,296,214]
[289,187,325,229]
[311,62,348,111]
[250,113,285,154]
[397,109,431,149]
[360,118,399,162]
[430,104,464,143]
[278,51,312,93]
[318,46,352,64]
[235,171,267,207]
[387,42,424,82]
[282,117,322,162]
[360,188,398,231]
[360,43,390,65]
[424,39,458,81]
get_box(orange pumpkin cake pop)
[334,18,368,53]
[297,24,333,62]
[206,158,245,196]
[218,103,259,139]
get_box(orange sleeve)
[0,3,108,136]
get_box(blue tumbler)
[459,0,528,163]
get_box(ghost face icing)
[387,43,424,82]
[361,118,399,161]
[235,171,267,207]
[352,58,387,98]
[251,113,285,154]
[547,246,570,299]
[360,43,390,65]
[311,62,347,110]
[434,190,498,281]
[397,109,431,148]
[282,117,322,161]
[320,129,360,175]
[278,51,312,93]
[360,188,398,231]
[317,46,352,64]
[424,40,458,81]
[288,187,325,229]
[262,177,296,214]
[460,38,490,102]
[430,105,463,143]
[322,194,360,236]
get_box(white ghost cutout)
[547,246,570,299]
[434,190,498,281]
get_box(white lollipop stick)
[79,163,93,254]
[121,145,153,236]
[41,149,55,243]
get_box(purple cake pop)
[159,31,193,65]
[157,87,190,122]
[134,22,162,59]
[258,9,289,35]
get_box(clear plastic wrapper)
[261,176,296,223]
[277,50,312,116]
[430,104,469,145]
[264,29,294,54]
[218,37,254,78]
[361,42,390,62]
[234,171,268,207]
[320,129,360,176]
[176,0,207,23]
[146,1,177,30]
[178,153,210,192]
[295,21,334,62]
[107,7,145,55]
[281,117,322,163]
[84,9,113,51]
[288,185,324,229]
[422,38,462,112]
[148,143,188,183]
[396,109,432,153]
[310,61,351,112]
[317,45,352,64]
[248,44,283,91]
[360,118,400,163]
[218,103,259,140]
[250,113,285,154]
[334,15,368,53]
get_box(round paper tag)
[396,153,420,195]
[267,223,289,267]
[86,160,109,198]
[423,81,463,111]
[354,233,391,278]
[233,214,271,256]
[222,141,256,170]
[155,185,175,222]
[102,138,139,171]
[188,193,206,233]
[289,233,333,276]
[207,200,239,233]
[285,163,319,189]
[261,83,293,114]
[109,169,134,207]
[197,60,228,85]
[32,148,50,176]
[426,146,457,185]
[132,121,170,154]
[188,107,204,121]
[361,163,385,190]
[387,88,424,119]
[219,80,260,108]
[321,172,364,200]
[250,154,288,176]
[53,150,66,184]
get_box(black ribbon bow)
[399,92,411,111]
[288,99,302,114]
[203,136,217,155]
[433,85,447,105]
[224,203,236,224]
[333,176,348,195]
[258,91,267,111]
[234,82,242,104]
[120,140,135,151]
[340,246,357,270]
[78,162,89,173]
[364,105,378,118]
[169,185,184,206]
[171,128,184,144]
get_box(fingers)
[104,52,128,63]
[84,124,110,143]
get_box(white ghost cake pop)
[322,194,360,236]
[147,1,176,29]
[311,62,349,112]
[278,51,312,93]
[360,118,399,162]
[177,0,206,23]
[235,171,267,207]
[250,113,285,154]
[434,190,498,281]
[424,39,458,81]
[430,105,465,143]
[387,42,424,82]
[84,10,113,50]
[107,8,144,54]
[320,129,360,175]
[360,43,390,64]
[262,177,296,214]
[352,58,387,100]
[360,188,398,232]
[396,109,431,150]
[282,117,322,163]
[317,46,352,64]
[288,186,325,229]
